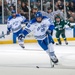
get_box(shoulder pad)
[30,18,36,24]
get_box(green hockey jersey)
[54,19,71,31]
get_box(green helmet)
[55,15,60,19]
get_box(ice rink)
[0,41,75,75]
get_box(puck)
[36,66,39,68]
[51,64,54,68]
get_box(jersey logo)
[37,24,46,32]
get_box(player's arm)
[7,21,12,35]
[19,20,34,39]
[20,15,29,25]
[22,24,32,36]
[64,20,74,28]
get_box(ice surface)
[0,41,75,75]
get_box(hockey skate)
[50,52,58,64]
[65,41,68,45]
[18,34,25,49]
[19,44,25,49]
[56,42,62,45]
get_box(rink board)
[0,38,75,44]
[0,24,75,44]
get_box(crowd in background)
[0,0,75,23]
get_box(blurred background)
[0,0,75,44]
[0,0,75,24]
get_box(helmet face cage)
[35,12,42,23]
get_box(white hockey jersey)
[7,14,27,33]
[25,16,54,40]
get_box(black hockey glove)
[7,30,10,35]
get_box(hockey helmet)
[35,12,42,18]
[55,15,60,19]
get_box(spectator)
[31,7,38,19]
[72,0,75,4]
[0,1,2,23]
[17,0,22,9]
[47,7,53,13]
[44,1,51,12]
[9,6,15,15]
[70,12,75,22]
[21,2,29,19]
[4,0,11,23]
[0,1,2,16]
[36,1,41,10]
[65,1,69,11]
[69,2,75,12]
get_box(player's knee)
[62,34,65,38]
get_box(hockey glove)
[49,25,55,31]
[7,30,10,35]
[7,28,11,35]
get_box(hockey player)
[7,10,28,48]
[54,15,73,45]
[18,12,58,64]
[31,7,63,36]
